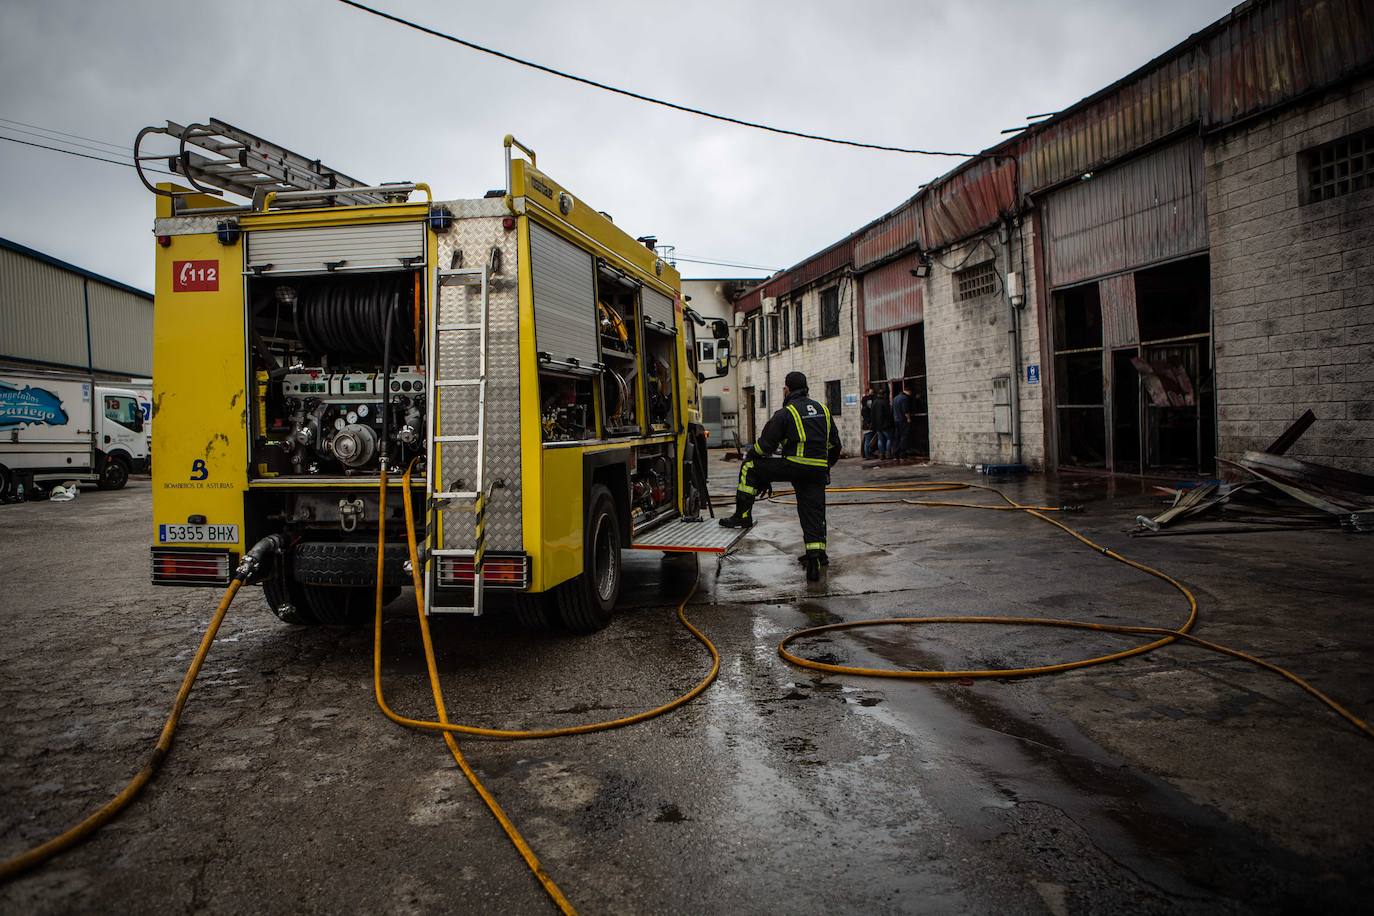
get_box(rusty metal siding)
[87,282,154,376]
[1201,0,1374,130]
[1099,274,1139,348]
[0,244,88,369]
[760,237,855,299]
[1018,51,1203,196]
[1043,137,1207,288]
[861,253,924,333]
[854,206,919,270]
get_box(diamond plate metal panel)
[630,518,750,553]
[433,216,523,552]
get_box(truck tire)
[97,455,129,490]
[555,484,621,633]
[302,584,388,625]
[292,541,409,588]
[513,593,556,632]
[263,569,319,626]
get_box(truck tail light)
[437,554,529,589]
[151,548,235,586]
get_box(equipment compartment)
[247,270,426,479]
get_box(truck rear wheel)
[263,570,319,626]
[97,455,129,491]
[302,584,390,625]
[555,484,621,633]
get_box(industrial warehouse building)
[0,237,153,379]
[733,0,1374,475]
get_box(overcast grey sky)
[0,0,1236,292]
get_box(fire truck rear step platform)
[629,518,750,554]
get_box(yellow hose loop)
[776,481,1373,741]
[372,460,722,913]
[370,462,719,742]
[0,579,245,882]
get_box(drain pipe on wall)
[1002,218,1025,466]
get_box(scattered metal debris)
[1130,411,1374,536]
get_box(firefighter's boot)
[804,552,823,582]
[719,493,755,528]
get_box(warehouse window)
[956,261,998,301]
[768,312,780,353]
[825,379,842,415]
[819,287,840,339]
[1302,129,1373,203]
[780,304,790,349]
[793,297,804,343]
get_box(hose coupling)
[235,533,286,581]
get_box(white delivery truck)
[0,368,148,499]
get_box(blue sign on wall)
[0,381,69,428]
[1026,364,1041,385]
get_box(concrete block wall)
[734,277,864,456]
[1206,74,1374,473]
[922,222,1046,469]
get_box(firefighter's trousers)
[736,456,829,554]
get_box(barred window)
[819,287,841,339]
[956,261,998,301]
[1303,130,1373,204]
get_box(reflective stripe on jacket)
[753,393,842,467]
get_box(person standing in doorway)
[720,371,842,581]
[891,383,911,460]
[860,388,875,459]
[870,386,893,461]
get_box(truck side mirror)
[713,341,731,377]
[709,318,729,340]
[132,413,145,433]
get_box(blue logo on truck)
[0,381,69,428]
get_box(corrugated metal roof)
[851,0,1373,265]
[759,236,855,300]
[1201,0,1374,130]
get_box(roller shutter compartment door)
[641,286,676,334]
[246,222,425,274]
[530,222,600,374]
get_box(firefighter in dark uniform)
[720,371,842,581]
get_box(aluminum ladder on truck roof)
[424,265,492,616]
[134,117,392,208]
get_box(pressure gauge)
[334,417,346,431]
[346,411,358,424]
[356,404,369,418]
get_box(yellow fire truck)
[139,119,734,631]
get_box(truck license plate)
[158,524,239,544]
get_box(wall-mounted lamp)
[909,254,933,279]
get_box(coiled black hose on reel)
[260,276,416,364]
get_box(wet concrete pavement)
[1,455,1371,914]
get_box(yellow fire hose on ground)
[2,475,1369,911]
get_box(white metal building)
[0,237,153,378]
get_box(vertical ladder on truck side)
[424,265,491,616]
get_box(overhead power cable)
[0,117,130,154]
[0,134,175,176]
[334,0,982,158]
[0,123,140,160]
[671,255,778,272]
